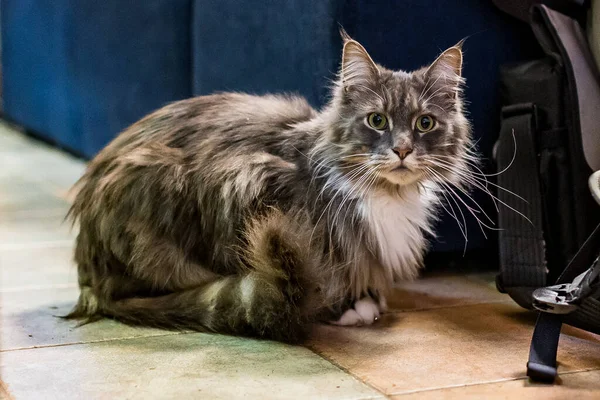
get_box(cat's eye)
[367,113,388,130]
[415,115,436,133]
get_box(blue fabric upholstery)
[1,0,192,158]
[190,1,540,252]
[192,0,344,106]
[2,0,540,252]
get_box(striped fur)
[65,34,472,342]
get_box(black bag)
[493,3,600,382]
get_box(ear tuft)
[454,38,466,51]
[339,26,353,44]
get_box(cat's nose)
[391,146,413,160]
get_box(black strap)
[527,312,562,382]
[527,222,600,382]
[560,222,600,334]
[496,103,547,308]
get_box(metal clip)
[532,256,600,314]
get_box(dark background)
[0,0,542,258]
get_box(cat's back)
[71,92,317,222]
[100,92,317,156]
[73,92,316,196]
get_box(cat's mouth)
[389,162,412,173]
[382,162,423,186]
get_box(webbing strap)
[496,104,547,308]
[559,222,600,335]
[527,312,562,382]
[527,222,600,382]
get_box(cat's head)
[323,33,472,188]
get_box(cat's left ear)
[425,41,464,95]
[340,34,380,92]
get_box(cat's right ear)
[340,35,379,92]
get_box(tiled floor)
[1,121,599,399]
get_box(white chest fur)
[360,186,436,280]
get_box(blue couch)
[1,0,192,157]
[1,0,540,253]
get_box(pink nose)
[392,146,413,160]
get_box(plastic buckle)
[532,256,600,314]
[527,361,557,383]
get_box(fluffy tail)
[66,211,313,343]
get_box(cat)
[65,31,472,343]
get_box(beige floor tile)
[307,303,600,396]
[0,245,77,291]
[389,272,510,311]
[394,369,600,399]
[0,287,181,351]
[1,333,384,400]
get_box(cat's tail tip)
[61,286,102,323]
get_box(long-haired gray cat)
[66,32,473,343]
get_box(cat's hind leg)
[96,210,315,343]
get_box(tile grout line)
[387,367,600,396]
[305,344,391,399]
[0,331,192,353]
[5,325,384,400]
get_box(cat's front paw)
[331,297,380,326]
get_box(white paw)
[331,308,364,326]
[354,297,380,324]
[330,297,381,326]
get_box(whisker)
[431,168,527,230]
[424,169,467,240]
[437,129,517,178]
[422,84,447,106]
[426,158,529,222]
[332,175,373,244]
[424,157,501,211]
[424,103,446,113]
[328,167,375,248]
[426,169,469,249]
[354,85,385,103]
[419,73,443,102]
[309,162,373,245]
[427,167,502,233]
[428,155,529,204]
